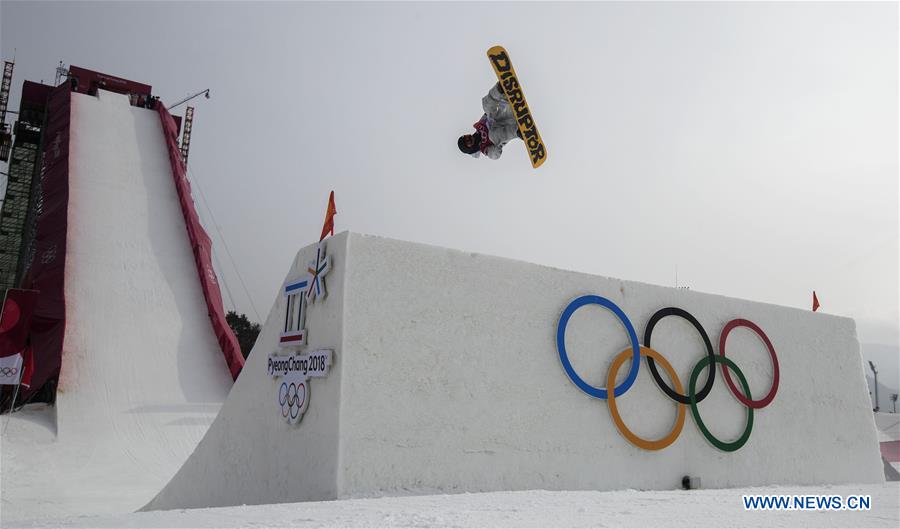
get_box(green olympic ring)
[688,355,754,452]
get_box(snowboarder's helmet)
[458,134,480,155]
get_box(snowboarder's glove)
[495,81,505,95]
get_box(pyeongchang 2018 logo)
[556,295,779,452]
[268,350,332,425]
[270,241,334,426]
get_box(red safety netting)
[155,103,244,380]
[13,83,73,405]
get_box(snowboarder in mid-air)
[457,82,522,160]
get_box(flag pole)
[2,367,22,435]
[0,289,12,434]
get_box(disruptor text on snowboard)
[487,46,547,169]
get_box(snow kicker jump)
[145,232,883,512]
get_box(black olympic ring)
[644,307,716,405]
[279,380,306,420]
[0,367,19,376]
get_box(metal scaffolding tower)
[0,61,14,162]
[0,81,48,291]
[180,106,194,166]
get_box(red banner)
[155,103,244,380]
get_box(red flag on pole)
[319,191,337,241]
[812,291,820,312]
[0,289,39,358]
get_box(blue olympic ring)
[556,295,640,399]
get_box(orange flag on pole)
[812,291,820,312]
[319,191,337,241]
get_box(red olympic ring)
[718,318,779,409]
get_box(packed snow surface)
[7,484,899,528]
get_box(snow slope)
[0,89,233,521]
[12,483,900,528]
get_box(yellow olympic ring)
[606,346,686,451]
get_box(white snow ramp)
[145,232,883,511]
[1,89,233,522]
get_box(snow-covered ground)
[6,484,898,528]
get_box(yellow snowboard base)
[486,45,547,169]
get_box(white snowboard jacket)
[472,83,519,160]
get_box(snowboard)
[486,45,547,169]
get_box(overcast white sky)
[1,1,897,355]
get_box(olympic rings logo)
[0,367,19,376]
[557,295,779,452]
[278,379,308,424]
